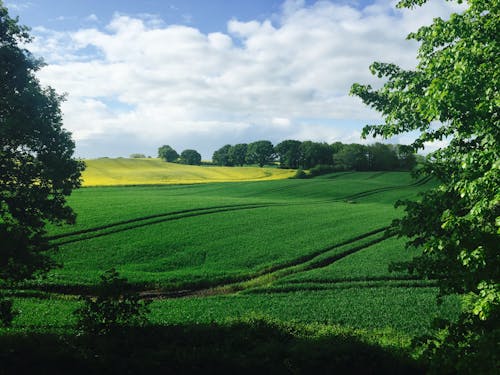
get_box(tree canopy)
[351,0,498,372]
[179,149,202,165]
[212,144,233,166]
[275,140,302,169]
[0,4,84,285]
[228,143,247,166]
[157,145,179,162]
[246,140,275,167]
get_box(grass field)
[81,158,296,186]
[1,169,459,372]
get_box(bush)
[74,269,150,336]
[308,164,335,177]
[0,297,17,327]
[293,169,308,179]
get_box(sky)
[6,0,465,159]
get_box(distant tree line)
[212,140,417,171]
[158,145,202,165]
[157,140,418,171]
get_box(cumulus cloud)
[31,0,463,158]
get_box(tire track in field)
[330,175,433,202]
[50,174,430,243]
[49,203,282,248]
[48,203,273,240]
[41,176,433,296]
[244,280,438,295]
[141,227,394,299]
[252,227,389,276]
[283,275,426,284]
[26,226,391,298]
[240,174,431,202]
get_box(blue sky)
[6,0,463,158]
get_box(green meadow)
[2,168,460,372]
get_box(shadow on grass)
[0,320,425,374]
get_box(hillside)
[81,158,296,186]
[3,171,456,373]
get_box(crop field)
[2,170,460,356]
[81,158,295,186]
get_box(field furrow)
[49,203,280,248]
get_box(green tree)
[179,149,202,165]
[299,141,332,169]
[351,0,499,372]
[395,144,417,170]
[275,140,302,169]
[333,143,369,171]
[0,3,84,325]
[129,153,146,159]
[0,4,83,282]
[212,144,233,166]
[228,143,247,166]
[366,143,399,170]
[246,140,275,167]
[157,145,179,162]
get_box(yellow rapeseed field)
[81,158,296,186]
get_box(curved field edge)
[81,158,296,186]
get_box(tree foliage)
[179,149,202,165]
[246,140,275,167]
[0,4,83,284]
[299,141,332,169]
[74,269,150,336]
[212,144,233,166]
[228,143,247,166]
[275,140,302,169]
[333,143,369,171]
[351,0,499,372]
[157,145,178,162]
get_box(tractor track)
[25,226,393,299]
[48,203,282,248]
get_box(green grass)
[38,171,435,290]
[278,236,422,284]
[46,203,397,288]
[3,287,460,337]
[3,171,453,371]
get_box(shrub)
[0,297,17,327]
[293,169,308,179]
[309,164,335,177]
[74,269,150,336]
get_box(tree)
[212,144,233,166]
[299,141,332,169]
[351,0,498,372]
[333,143,369,171]
[179,149,201,165]
[129,153,146,159]
[366,143,398,171]
[228,143,247,166]
[275,140,302,169]
[0,4,84,284]
[157,145,179,162]
[395,144,417,170]
[246,140,275,167]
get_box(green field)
[2,170,460,371]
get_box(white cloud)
[30,0,463,158]
[85,14,99,23]
[5,1,33,11]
